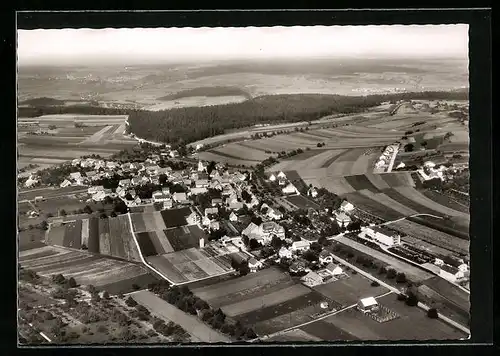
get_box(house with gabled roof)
[319,250,333,265]
[325,262,343,276]
[229,211,238,222]
[282,182,300,195]
[60,179,72,188]
[340,200,355,213]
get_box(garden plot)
[130,213,147,232]
[63,220,82,249]
[46,224,66,247]
[98,219,111,255]
[141,212,167,232]
[164,225,207,252]
[421,190,469,214]
[81,219,89,248]
[344,175,380,193]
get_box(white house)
[197,161,207,172]
[88,185,104,194]
[163,199,173,209]
[335,212,352,227]
[195,179,209,188]
[190,187,208,196]
[169,150,179,158]
[291,240,311,252]
[364,226,401,246]
[119,179,131,187]
[229,212,238,222]
[439,265,465,283]
[434,258,444,266]
[267,207,283,220]
[358,297,379,314]
[60,179,72,188]
[248,258,263,273]
[204,207,219,217]
[172,192,187,202]
[278,247,293,259]
[69,172,83,182]
[301,271,323,287]
[319,250,333,265]
[186,210,201,225]
[307,187,318,198]
[152,192,170,203]
[92,191,106,202]
[340,200,355,213]
[277,171,287,180]
[282,183,300,195]
[210,221,220,231]
[325,262,343,276]
[268,173,277,182]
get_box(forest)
[157,86,252,101]
[18,91,468,145]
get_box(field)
[191,267,342,336]
[313,273,389,307]
[146,244,240,285]
[131,290,231,342]
[334,236,434,282]
[18,114,136,172]
[19,244,152,293]
[304,293,467,341]
[45,215,142,262]
[285,195,320,210]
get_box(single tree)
[427,308,439,319]
[67,277,77,288]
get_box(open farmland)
[46,215,142,262]
[17,114,136,172]
[316,293,466,340]
[19,245,152,293]
[334,236,435,282]
[191,267,342,336]
[146,244,237,285]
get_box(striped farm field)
[212,144,271,162]
[107,214,141,262]
[344,175,380,193]
[46,224,65,247]
[342,191,404,221]
[81,219,89,247]
[195,151,257,167]
[130,213,147,232]
[387,219,468,255]
[136,232,159,257]
[62,220,82,249]
[420,190,469,214]
[19,244,150,288]
[393,187,470,221]
[221,284,311,317]
[98,218,111,255]
[192,267,291,304]
[87,217,100,253]
[358,189,419,217]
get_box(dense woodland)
[157,86,252,101]
[19,91,468,145]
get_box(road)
[18,314,52,343]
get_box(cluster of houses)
[268,171,301,195]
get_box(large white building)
[364,226,401,246]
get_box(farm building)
[307,187,318,198]
[190,187,208,195]
[282,183,300,195]
[248,258,263,273]
[443,255,469,272]
[289,261,306,274]
[260,203,283,220]
[340,200,355,213]
[364,226,401,246]
[169,150,179,158]
[439,264,465,283]
[119,179,131,187]
[291,240,311,252]
[211,198,223,206]
[204,207,219,217]
[301,271,323,287]
[196,179,209,188]
[152,191,170,203]
[261,222,286,240]
[197,161,207,172]
[278,247,293,259]
[163,199,173,209]
[335,212,352,227]
[60,179,72,188]
[24,175,39,188]
[172,192,187,202]
[325,262,343,276]
[243,221,286,245]
[319,250,333,265]
[357,297,379,314]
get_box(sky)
[17,25,469,66]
